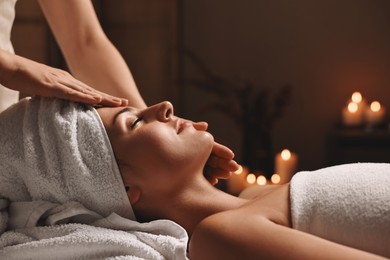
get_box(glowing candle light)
[351,92,362,103]
[371,101,381,112]
[256,175,267,186]
[342,102,363,126]
[348,102,358,113]
[227,165,248,195]
[271,174,281,184]
[246,173,256,185]
[275,149,298,184]
[281,149,291,160]
[365,101,386,126]
[351,92,367,110]
[342,92,367,126]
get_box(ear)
[125,186,141,205]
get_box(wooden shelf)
[326,127,390,165]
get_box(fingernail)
[121,99,129,106]
[112,98,122,103]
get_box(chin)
[200,133,214,156]
[202,131,214,145]
[202,132,214,159]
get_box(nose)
[148,101,174,122]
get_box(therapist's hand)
[193,121,240,185]
[1,53,128,106]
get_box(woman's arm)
[190,212,387,260]
[38,0,146,108]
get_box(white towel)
[290,163,390,258]
[0,212,189,260]
[8,201,102,229]
[0,97,134,227]
[0,85,19,113]
[0,199,8,234]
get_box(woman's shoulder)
[189,209,262,259]
[239,183,284,199]
[189,206,289,260]
[189,185,291,259]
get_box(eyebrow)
[113,107,135,125]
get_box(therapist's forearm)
[63,36,146,109]
[38,0,146,108]
[0,49,17,84]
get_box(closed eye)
[131,117,143,129]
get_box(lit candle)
[256,175,267,186]
[275,149,298,184]
[351,91,368,111]
[342,92,367,127]
[246,173,257,185]
[227,165,248,195]
[351,91,362,103]
[365,101,386,126]
[342,101,364,126]
[271,174,281,184]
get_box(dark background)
[12,0,390,172]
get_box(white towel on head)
[290,163,390,258]
[0,97,135,224]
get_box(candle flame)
[351,92,362,103]
[281,149,291,160]
[347,102,358,113]
[370,101,381,112]
[247,173,256,184]
[234,165,243,175]
[271,174,281,184]
[257,175,267,185]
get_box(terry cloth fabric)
[0,97,135,223]
[290,163,390,258]
[0,211,189,260]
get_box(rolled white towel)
[290,163,390,258]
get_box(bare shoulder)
[189,209,274,260]
[188,184,292,259]
[239,183,285,199]
[189,206,387,260]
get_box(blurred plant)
[183,50,291,175]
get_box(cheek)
[125,127,214,174]
[118,128,178,175]
[165,130,214,177]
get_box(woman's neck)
[161,175,247,235]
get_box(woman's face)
[97,101,214,193]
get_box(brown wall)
[181,0,390,171]
[99,0,180,105]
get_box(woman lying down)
[0,97,389,259]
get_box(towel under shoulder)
[290,163,390,258]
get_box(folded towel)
[0,97,134,228]
[8,201,102,229]
[0,199,8,234]
[290,163,390,258]
[0,213,189,260]
[0,85,18,113]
